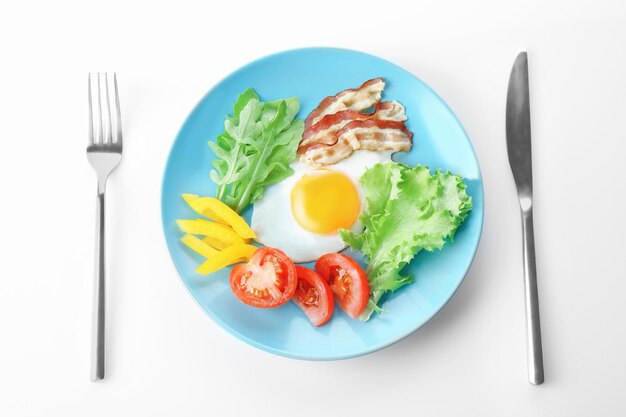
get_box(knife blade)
[506,51,545,385]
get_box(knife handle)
[521,205,544,385]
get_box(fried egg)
[251,150,393,262]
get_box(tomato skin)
[292,266,334,327]
[229,248,297,308]
[315,254,370,318]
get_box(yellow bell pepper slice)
[181,234,218,258]
[201,236,229,251]
[196,244,258,275]
[182,194,224,222]
[176,219,244,247]
[182,194,256,240]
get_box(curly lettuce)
[209,88,303,213]
[340,162,472,320]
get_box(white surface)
[1,1,625,415]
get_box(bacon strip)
[372,100,407,121]
[299,78,414,166]
[304,78,385,129]
[300,120,413,166]
[298,101,406,154]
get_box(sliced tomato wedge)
[315,253,370,318]
[229,247,297,308]
[293,266,334,327]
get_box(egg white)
[251,150,393,263]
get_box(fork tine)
[88,74,94,145]
[104,74,113,144]
[113,73,123,145]
[96,73,103,144]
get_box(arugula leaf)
[209,89,303,213]
[340,162,472,320]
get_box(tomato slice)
[292,266,334,327]
[315,254,370,318]
[229,247,297,308]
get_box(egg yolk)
[290,170,360,234]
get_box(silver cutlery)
[87,73,123,381]
[506,51,544,385]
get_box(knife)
[506,50,545,385]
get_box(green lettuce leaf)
[340,162,472,320]
[209,88,303,213]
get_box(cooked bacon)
[300,119,413,166]
[372,100,407,121]
[298,101,406,154]
[299,78,414,165]
[304,78,385,129]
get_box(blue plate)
[161,47,483,360]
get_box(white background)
[1,0,625,415]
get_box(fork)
[87,73,123,381]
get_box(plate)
[161,47,484,360]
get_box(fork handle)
[92,182,106,381]
[521,206,544,385]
